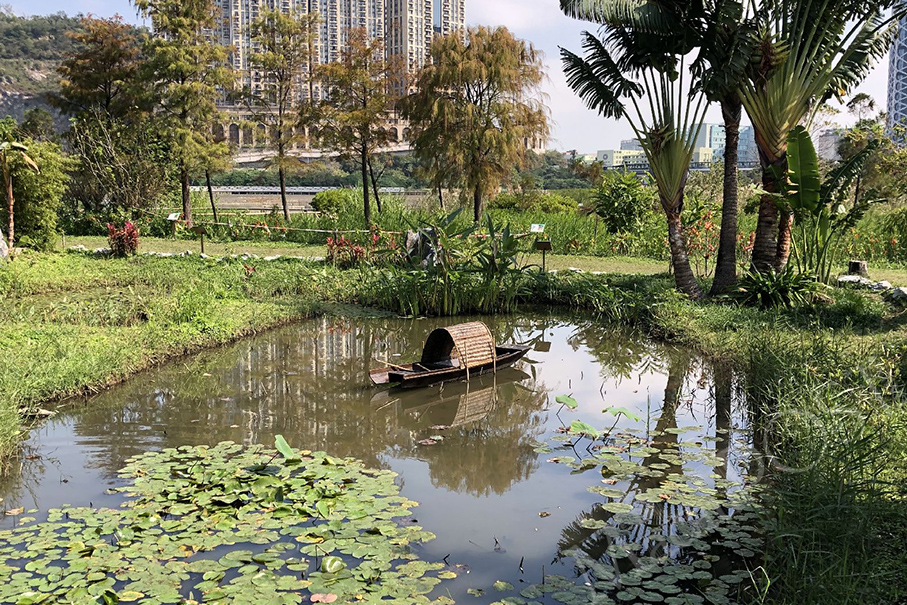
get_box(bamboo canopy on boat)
[421,322,497,370]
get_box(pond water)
[0,312,759,604]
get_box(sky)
[4,0,893,153]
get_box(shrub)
[593,171,657,234]
[730,268,819,309]
[107,221,140,257]
[488,191,578,214]
[0,139,71,251]
[311,189,355,215]
[327,232,401,269]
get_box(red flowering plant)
[326,228,400,269]
[107,221,140,257]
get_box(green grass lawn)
[0,251,359,468]
[64,236,326,259]
[67,235,907,286]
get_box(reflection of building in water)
[66,317,550,497]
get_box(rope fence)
[140,209,534,239]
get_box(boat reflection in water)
[372,367,533,429]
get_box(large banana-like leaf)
[786,125,820,214]
[560,0,675,32]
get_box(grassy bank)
[0,251,357,468]
[526,271,907,604]
[2,251,905,604]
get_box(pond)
[0,312,761,604]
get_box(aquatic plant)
[0,438,451,604]
[517,391,765,605]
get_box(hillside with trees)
[0,9,82,123]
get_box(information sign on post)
[167,213,181,238]
[532,224,552,272]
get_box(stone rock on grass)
[870,280,892,291]
[885,287,907,306]
[838,275,873,287]
[0,232,7,260]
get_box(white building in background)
[386,0,434,74]
[213,0,467,102]
[440,0,466,38]
[600,123,759,171]
[888,17,907,132]
[597,148,647,168]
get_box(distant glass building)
[887,18,907,132]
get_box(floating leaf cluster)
[489,423,765,604]
[0,441,452,604]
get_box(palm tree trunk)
[710,97,741,296]
[361,144,371,228]
[665,206,703,300]
[751,151,782,272]
[775,210,793,271]
[205,169,218,224]
[279,165,290,222]
[181,164,192,227]
[473,185,483,224]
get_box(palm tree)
[562,28,708,299]
[690,1,756,294]
[562,0,754,295]
[0,139,40,252]
[742,0,904,271]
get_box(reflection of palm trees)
[566,320,666,382]
[60,315,551,497]
[555,353,692,571]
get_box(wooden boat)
[370,322,531,388]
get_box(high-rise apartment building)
[385,0,434,73]
[888,18,907,132]
[440,0,466,39]
[214,0,466,102]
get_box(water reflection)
[0,313,754,604]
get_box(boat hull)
[370,345,531,389]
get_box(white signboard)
[530,223,546,234]
[167,213,181,221]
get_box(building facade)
[215,0,465,102]
[385,0,434,74]
[888,18,907,132]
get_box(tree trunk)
[473,185,483,224]
[437,184,444,210]
[361,144,371,228]
[750,151,783,272]
[279,165,290,222]
[710,97,741,296]
[665,206,703,300]
[205,169,218,224]
[368,157,382,213]
[775,210,793,271]
[3,161,13,250]
[181,164,192,227]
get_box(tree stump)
[848,260,869,277]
